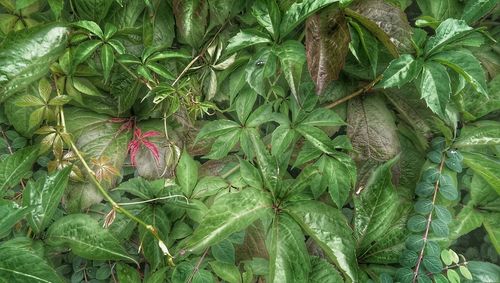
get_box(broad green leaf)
[209,262,241,283]
[196,119,241,142]
[16,0,37,10]
[306,7,350,94]
[277,40,306,103]
[461,0,497,24]
[72,20,104,38]
[299,108,344,127]
[184,188,272,253]
[423,255,443,274]
[4,94,41,137]
[138,206,171,270]
[0,23,68,100]
[418,61,451,118]
[354,156,400,250]
[225,29,272,54]
[251,0,280,39]
[416,0,463,21]
[0,200,30,239]
[470,173,499,208]
[177,149,199,196]
[347,96,400,161]
[287,201,358,282]
[205,129,240,160]
[245,47,274,96]
[447,204,484,243]
[239,159,263,189]
[246,104,274,127]
[22,166,71,234]
[267,214,310,283]
[407,215,427,232]
[173,0,208,49]
[116,263,141,283]
[454,121,500,148]
[271,125,296,157]
[347,0,414,55]
[348,20,379,77]
[0,145,39,194]
[378,55,422,88]
[309,257,344,283]
[424,19,473,56]
[431,49,488,97]
[467,261,500,283]
[73,0,114,22]
[0,240,64,283]
[46,214,136,263]
[235,89,257,124]
[462,151,500,193]
[280,0,347,39]
[483,214,500,254]
[47,0,63,18]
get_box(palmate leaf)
[287,201,358,282]
[267,213,311,283]
[0,240,64,283]
[354,156,401,251]
[0,200,31,239]
[418,61,451,118]
[183,187,272,254]
[22,166,72,234]
[251,0,280,40]
[46,214,137,263]
[277,40,306,103]
[377,54,423,89]
[0,145,39,195]
[173,0,208,49]
[424,19,474,56]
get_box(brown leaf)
[347,96,401,162]
[306,7,350,94]
[346,0,413,56]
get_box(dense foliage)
[0,0,499,282]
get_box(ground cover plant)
[0,0,499,282]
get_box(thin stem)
[116,61,153,90]
[413,158,446,283]
[187,248,209,283]
[117,195,189,206]
[324,74,383,109]
[221,163,240,179]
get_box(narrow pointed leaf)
[0,145,39,194]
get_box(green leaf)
[423,255,443,274]
[467,261,500,282]
[461,0,497,24]
[430,49,488,97]
[235,89,257,124]
[267,214,311,283]
[400,249,418,267]
[407,215,427,232]
[483,213,500,254]
[101,44,114,82]
[0,200,30,239]
[454,121,500,148]
[0,145,39,195]
[416,0,462,21]
[225,29,272,54]
[245,47,274,96]
[280,0,346,39]
[0,23,68,100]
[299,108,344,127]
[415,199,434,215]
[138,206,170,270]
[287,201,358,282]
[271,125,296,157]
[462,152,500,193]
[296,125,335,155]
[116,263,141,283]
[447,205,484,243]
[209,262,241,283]
[177,150,199,196]
[309,257,344,283]
[173,0,208,49]
[277,40,306,103]
[46,214,136,263]
[73,0,114,22]
[348,20,379,77]
[246,104,274,127]
[251,0,280,39]
[22,166,71,234]
[313,155,356,208]
[447,269,460,283]
[431,219,449,237]
[205,129,240,160]
[184,188,272,253]
[354,156,400,250]
[73,40,102,66]
[72,20,104,38]
[196,119,241,142]
[239,159,263,189]
[418,61,451,118]
[459,265,473,280]
[434,205,452,223]
[0,240,64,283]
[248,128,279,192]
[378,55,422,88]
[424,19,473,56]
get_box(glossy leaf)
[251,0,280,39]
[176,149,199,196]
[184,188,272,253]
[277,40,306,103]
[46,214,136,263]
[0,200,30,239]
[462,151,500,193]
[418,61,451,118]
[0,23,68,100]
[378,55,422,88]
[22,166,71,234]
[424,19,473,56]
[173,0,208,49]
[454,121,500,148]
[0,145,39,195]
[225,29,272,54]
[461,0,497,24]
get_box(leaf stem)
[324,74,383,109]
[413,157,446,282]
